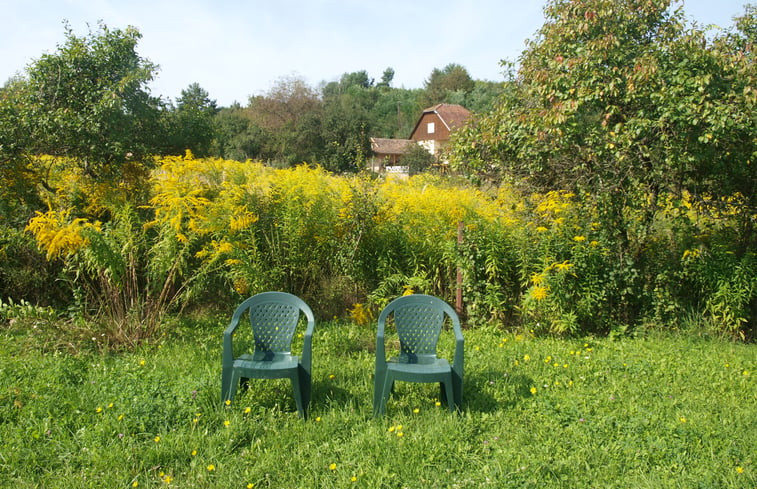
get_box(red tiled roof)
[370,137,415,155]
[421,103,471,131]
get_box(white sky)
[1,0,751,106]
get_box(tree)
[423,63,475,107]
[165,82,218,156]
[452,0,754,242]
[212,104,265,161]
[403,142,437,176]
[247,75,323,166]
[377,67,395,88]
[9,22,164,179]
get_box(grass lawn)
[1,316,754,488]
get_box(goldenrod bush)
[14,154,755,342]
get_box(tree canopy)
[6,22,164,179]
[451,0,755,249]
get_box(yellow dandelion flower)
[329,463,337,471]
[573,235,586,242]
[223,420,230,427]
[207,464,215,472]
[154,436,161,443]
[191,450,197,456]
[247,484,255,489]
[132,482,139,488]
[224,400,231,406]
[96,406,103,414]
[435,401,442,407]
[351,476,358,482]
[413,408,420,414]
[396,431,404,437]
[679,417,687,423]
[244,406,252,414]
[530,387,537,395]
[736,466,744,474]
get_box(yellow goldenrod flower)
[531,286,548,300]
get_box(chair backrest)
[234,292,311,355]
[380,294,453,364]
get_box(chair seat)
[234,353,300,373]
[387,357,451,376]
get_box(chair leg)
[300,369,311,415]
[373,369,385,416]
[221,368,233,403]
[442,377,455,412]
[452,373,463,410]
[378,372,396,416]
[223,370,239,403]
[290,373,306,420]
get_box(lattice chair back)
[249,300,301,357]
[394,303,445,364]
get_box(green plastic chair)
[221,292,315,419]
[373,294,464,416]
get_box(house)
[368,137,415,174]
[368,103,471,174]
[409,103,471,159]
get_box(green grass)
[0,317,755,488]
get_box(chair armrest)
[222,317,241,367]
[451,314,464,376]
[300,316,315,373]
[375,310,388,370]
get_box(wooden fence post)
[456,221,463,317]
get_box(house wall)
[410,113,451,142]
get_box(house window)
[427,122,435,134]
